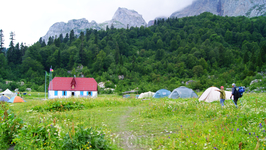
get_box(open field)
[2,92,266,149]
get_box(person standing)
[215,86,226,107]
[230,83,239,108]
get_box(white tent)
[198,87,232,102]
[0,89,17,98]
[138,91,155,99]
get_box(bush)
[14,119,60,149]
[18,85,26,92]
[62,125,112,150]
[0,103,23,149]
[32,99,84,112]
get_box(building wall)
[48,90,97,99]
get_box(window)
[80,91,83,96]
[62,91,67,96]
[55,91,58,96]
[88,91,92,96]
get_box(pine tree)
[94,30,98,45]
[0,29,4,53]
[64,33,69,43]
[70,29,75,44]
[86,29,92,41]
[59,34,63,43]
[48,37,54,45]
[79,31,86,65]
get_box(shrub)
[32,99,85,112]
[62,125,112,150]
[13,119,60,149]
[0,103,23,149]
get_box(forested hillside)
[1,12,266,93]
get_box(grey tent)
[0,89,17,98]
[168,86,198,99]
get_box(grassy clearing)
[4,93,266,149]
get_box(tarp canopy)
[8,96,25,103]
[198,87,232,102]
[153,89,171,98]
[0,89,17,98]
[168,86,198,99]
[138,91,155,99]
[0,95,10,102]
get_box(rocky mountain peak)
[170,0,266,18]
[42,7,147,43]
[99,7,147,29]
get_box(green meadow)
[1,92,266,149]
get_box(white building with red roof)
[48,77,97,99]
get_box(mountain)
[42,7,147,42]
[99,7,147,29]
[42,18,101,43]
[170,0,266,18]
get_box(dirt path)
[118,107,141,150]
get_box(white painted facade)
[48,90,97,99]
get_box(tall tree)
[79,31,86,65]
[94,30,98,45]
[48,37,54,45]
[70,29,75,44]
[64,33,69,43]
[7,32,15,63]
[59,34,63,43]
[0,29,4,53]
[86,29,92,41]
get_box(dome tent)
[138,91,155,99]
[0,89,17,98]
[198,87,232,102]
[0,95,10,102]
[168,86,198,99]
[8,96,25,103]
[153,89,171,98]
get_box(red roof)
[48,77,97,91]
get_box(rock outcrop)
[42,18,101,43]
[42,7,147,42]
[170,0,266,18]
[99,7,147,29]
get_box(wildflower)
[168,136,170,139]
[237,128,239,131]
[260,123,263,128]
[181,125,182,127]
[249,133,251,135]
[232,128,234,131]
[214,147,217,149]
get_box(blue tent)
[168,86,198,99]
[153,89,171,98]
[0,95,10,102]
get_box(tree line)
[1,12,266,93]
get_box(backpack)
[237,86,245,98]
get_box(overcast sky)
[1,0,194,48]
